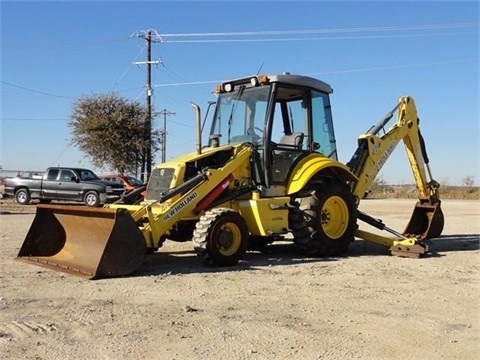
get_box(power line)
[113,43,147,88]
[151,58,477,88]
[0,80,75,99]
[0,79,143,101]
[0,117,69,121]
[307,58,479,76]
[153,79,222,88]
[3,23,476,48]
[161,31,477,44]
[155,23,479,45]
[1,57,475,107]
[160,23,478,37]
[2,38,130,49]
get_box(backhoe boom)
[348,96,437,200]
[347,96,444,241]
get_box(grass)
[366,185,479,200]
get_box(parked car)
[4,167,125,206]
[0,176,8,198]
[99,174,147,204]
[99,174,145,192]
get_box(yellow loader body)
[15,74,445,280]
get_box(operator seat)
[272,132,305,182]
[279,132,304,149]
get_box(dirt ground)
[0,198,478,360]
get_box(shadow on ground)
[133,234,479,278]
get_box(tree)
[370,175,393,194]
[462,175,475,188]
[69,93,159,175]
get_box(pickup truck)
[4,167,125,207]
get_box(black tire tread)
[289,179,357,256]
[193,208,248,266]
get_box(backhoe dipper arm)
[347,96,439,201]
[347,96,444,244]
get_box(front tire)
[84,191,101,207]
[193,208,249,266]
[290,179,357,256]
[15,188,31,205]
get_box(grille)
[145,168,175,200]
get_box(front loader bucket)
[17,204,146,279]
[404,199,444,239]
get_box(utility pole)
[133,29,161,181]
[159,109,176,163]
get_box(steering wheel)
[254,126,264,134]
[246,127,263,145]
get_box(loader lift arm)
[346,96,444,255]
[117,144,255,251]
[17,144,256,279]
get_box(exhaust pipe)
[191,102,202,155]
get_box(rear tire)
[193,208,249,266]
[84,191,101,207]
[15,188,31,205]
[290,179,357,256]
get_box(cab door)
[41,169,60,198]
[265,87,338,187]
[267,86,310,186]
[56,169,82,200]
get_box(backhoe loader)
[17,73,444,279]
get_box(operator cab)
[209,73,337,193]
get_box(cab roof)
[219,73,333,94]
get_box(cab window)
[60,169,75,182]
[269,86,309,183]
[46,169,59,181]
[311,91,337,159]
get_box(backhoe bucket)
[17,204,146,279]
[403,199,444,239]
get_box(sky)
[1,0,478,186]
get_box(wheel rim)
[86,194,96,206]
[321,195,349,239]
[216,222,242,256]
[18,192,26,202]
